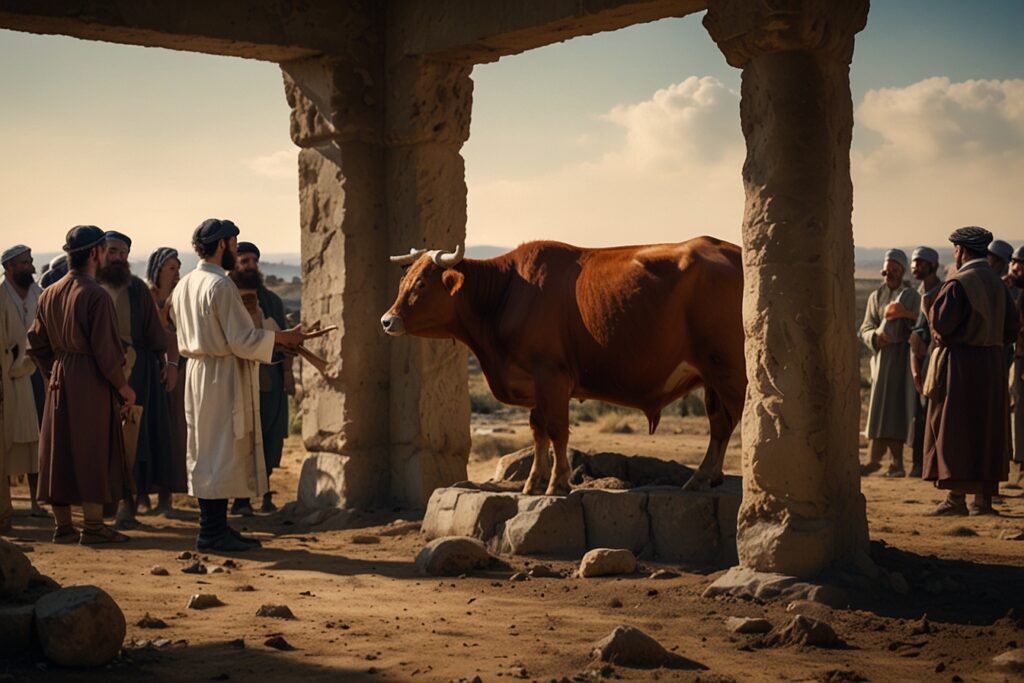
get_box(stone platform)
[422,477,741,566]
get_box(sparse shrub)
[597,413,634,434]
[570,399,630,423]
[471,434,531,461]
[678,390,706,417]
[469,387,502,414]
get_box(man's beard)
[13,272,35,289]
[230,269,262,290]
[97,261,131,288]
[221,249,236,272]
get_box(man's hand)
[118,383,136,408]
[909,331,927,358]
[874,331,892,349]
[274,325,304,352]
[884,301,914,321]
[163,364,178,393]
[283,371,296,397]
[913,371,924,395]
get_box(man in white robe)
[1,245,42,515]
[859,248,921,477]
[171,219,302,552]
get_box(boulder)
[764,615,843,648]
[256,604,296,619]
[580,491,649,553]
[703,566,849,608]
[0,604,35,654]
[492,448,534,481]
[591,625,704,669]
[422,489,518,541]
[496,495,585,556]
[579,548,637,578]
[647,490,720,564]
[993,648,1024,673]
[187,594,224,610]
[725,617,772,634]
[34,586,126,667]
[0,538,32,597]
[415,537,495,576]
[785,600,834,622]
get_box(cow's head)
[381,244,465,337]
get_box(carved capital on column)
[704,0,869,68]
[386,57,473,148]
[282,54,384,147]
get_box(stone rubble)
[725,616,773,634]
[578,549,637,578]
[187,594,225,610]
[415,536,496,576]
[256,604,297,619]
[34,586,127,667]
[764,615,843,648]
[591,625,705,669]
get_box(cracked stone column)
[384,56,473,506]
[704,0,871,578]
[283,48,392,509]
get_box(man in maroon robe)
[923,226,1019,516]
[28,226,137,543]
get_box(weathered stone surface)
[496,495,585,557]
[579,549,638,578]
[186,594,224,610]
[725,616,772,634]
[0,538,31,597]
[298,451,385,510]
[256,604,296,620]
[993,648,1024,673]
[150,565,170,576]
[785,600,834,622]
[422,488,518,541]
[415,536,494,576]
[581,491,649,553]
[703,567,849,608]
[0,604,35,653]
[647,489,719,564]
[703,0,871,578]
[35,586,126,667]
[591,625,705,669]
[764,615,843,648]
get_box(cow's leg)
[523,409,552,495]
[683,386,740,491]
[534,375,573,496]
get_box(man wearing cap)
[987,239,1013,281]
[172,219,303,552]
[1,246,43,515]
[27,226,136,543]
[1008,247,1024,482]
[0,285,37,535]
[859,248,921,477]
[39,254,68,288]
[228,242,294,516]
[907,246,943,479]
[924,227,1019,515]
[97,231,175,528]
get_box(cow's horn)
[432,244,465,268]
[389,248,429,265]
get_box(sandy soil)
[3,416,1024,682]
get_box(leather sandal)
[80,525,130,544]
[52,524,79,544]
[927,499,969,516]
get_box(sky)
[0,0,1022,258]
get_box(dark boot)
[197,499,252,553]
[231,498,254,517]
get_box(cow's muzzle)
[380,314,405,336]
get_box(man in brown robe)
[27,226,137,543]
[923,226,1019,516]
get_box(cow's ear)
[441,269,464,296]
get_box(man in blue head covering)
[923,227,1020,515]
[906,246,942,479]
[858,248,921,477]
[171,219,304,552]
[96,231,175,529]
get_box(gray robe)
[860,282,921,443]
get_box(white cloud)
[852,78,1024,247]
[247,149,298,179]
[468,76,746,248]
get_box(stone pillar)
[283,52,392,509]
[384,56,473,507]
[704,0,871,578]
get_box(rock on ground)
[150,565,170,576]
[703,566,848,607]
[187,594,225,610]
[579,548,637,578]
[591,625,705,669]
[725,616,773,634]
[256,604,296,619]
[764,615,843,648]
[34,585,126,667]
[993,648,1024,673]
[0,604,35,654]
[415,537,495,576]
[0,538,32,597]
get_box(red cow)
[381,238,745,495]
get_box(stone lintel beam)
[393,0,707,64]
[0,0,380,62]
[704,0,870,578]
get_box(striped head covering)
[147,247,179,287]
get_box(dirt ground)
[3,414,1024,682]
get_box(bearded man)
[924,227,1019,515]
[97,231,173,526]
[228,242,295,516]
[1,246,43,515]
[171,219,303,552]
[1010,246,1024,480]
[908,246,942,478]
[28,226,136,543]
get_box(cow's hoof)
[682,472,712,491]
[522,477,548,495]
[545,482,571,496]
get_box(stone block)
[298,451,386,509]
[421,488,518,541]
[35,586,126,667]
[0,604,35,654]
[415,537,494,576]
[580,490,649,553]
[492,448,534,482]
[495,494,585,557]
[0,538,31,598]
[646,489,721,564]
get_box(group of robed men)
[0,220,304,551]
[860,226,1023,516]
